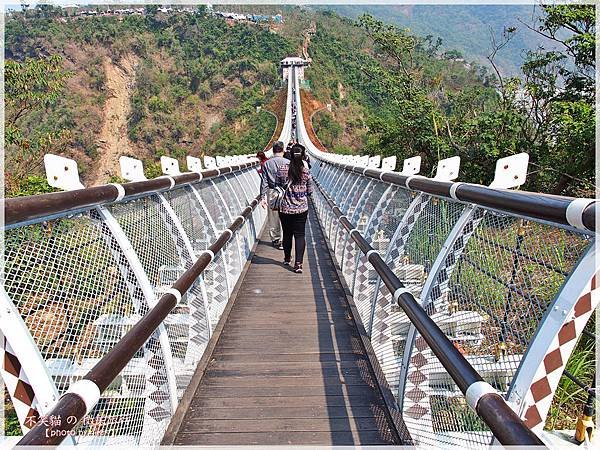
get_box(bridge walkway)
[168,207,400,445]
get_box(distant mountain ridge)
[316,4,548,76]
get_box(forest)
[307,6,595,196]
[2,3,596,436]
[5,4,595,198]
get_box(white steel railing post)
[0,288,68,439]
[339,179,374,270]
[506,244,597,436]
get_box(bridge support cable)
[284,62,597,447]
[312,179,543,446]
[15,197,262,446]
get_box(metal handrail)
[16,196,260,446]
[3,161,259,228]
[288,62,594,234]
[313,178,544,446]
[312,159,596,233]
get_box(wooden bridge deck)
[168,209,400,445]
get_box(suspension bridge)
[2,59,597,448]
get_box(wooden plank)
[174,430,395,445]
[227,321,356,337]
[214,334,361,343]
[213,349,364,356]
[183,405,385,420]
[213,339,364,349]
[226,312,351,320]
[203,367,373,379]
[178,417,389,433]
[193,384,380,398]
[189,395,384,409]
[221,314,351,324]
[172,211,401,445]
[216,334,362,346]
[206,360,371,370]
[210,352,367,363]
[198,375,377,388]
[212,346,365,354]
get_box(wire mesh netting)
[401,212,592,448]
[333,177,372,263]
[311,161,596,448]
[2,169,264,445]
[371,195,466,400]
[112,192,207,372]
[4,212,173,445]
[351,185,411,332]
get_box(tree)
[518,4,595,194]
[524,5,594,101]
[5,56,73,195]
[34,5,62,19]
[355,10,595,194]
[196,5,207,18]
[443,50,463,60]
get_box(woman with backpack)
[274,143,312,273]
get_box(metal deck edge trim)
[161,221,266,445]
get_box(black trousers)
[279,210,308,264]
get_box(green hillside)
[5,4,594,198]
[5,6,291,190]
[317,4,551,76]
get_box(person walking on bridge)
[283,142,293,161]
[256,151,268,175]
[260,141,287,249]
[275,143,312,273]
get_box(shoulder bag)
[268,181,291,210]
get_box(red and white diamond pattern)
[372,195,429,350]
[523,271,599,431]
[1,336,41,432]
[402,335,435,439]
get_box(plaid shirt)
[275,163,313,214]
[260,155,288,197]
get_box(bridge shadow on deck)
[172,208,398,445]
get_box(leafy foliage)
[518,5,595,194]
[306,8,594,193]
[4,55,73,195]
[5,10,293,191]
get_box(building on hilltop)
[281,57,309,81]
